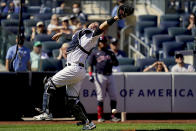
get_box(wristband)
[107,17,116,25]
[89,72,92,76]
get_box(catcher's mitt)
[117,4,134,19]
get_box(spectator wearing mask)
[69,15,79,31]
[31,21,47,41]
[171,53,195,72]
[143,61,169,72]
[187,13,196,30]
[72,3,88,23]
[30,41,48,71]
[6,36,31,72]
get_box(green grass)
[0,123,196,131]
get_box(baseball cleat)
[33,113,53,120]
[82,122,96,130]
[97,118,105,122]
[111,117,120,122]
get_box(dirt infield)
[0,120,196,125]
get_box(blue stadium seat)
[192,28,196,36]
[186,42,194,50]
[152,34,174,57]
[182,14,190,28]
[52,49,60,58]
[136,58,157,71]
[1,20,19,27]
[136,21,157,38]
[119,65,140,72]
[117,57,134,65]
[160,21,180,32]
[163,41,185,58]
[160,57,176,68]
[160,14,180,22]
[175,35,194,45]
[24,19,38,27]
[42,41,62,57]
[34,34,53,42]
[168,27,190,37]
[2,26,18,34]
[39,58,63,72]
[33,14,52,21]
[144,27,165,45]
[9,13,30,20]
[26,6,40,15]
[24,41,33,50]
[138,15,157,25]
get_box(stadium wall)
[0,72,196,120]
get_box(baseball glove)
[117,4,134,19]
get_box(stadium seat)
[168,27,190,37]
[44,20,51,28]
[187,42,194,50]
[152,34,174,58]
[162,41,185,58]
[182,14,190,28]
[2,26,18,34]
[159,21,180,32]
[138,15,157,25]
[136,58,157,71]
[24,41,33,50]
[42,41,62,57]
[144,27,165,45]
[24,19,38,27]
[160,14,180,22]
[175,35,194,45]
[117,57,134,65]
[26,6,41,14]
[159,57,176,67]
[136,21,157,38]
[192,28,196,36]
[34,34,53,42]
[61,59,67,68]
[119,65,140,72]
[39,58,63,72]
[52,49,60,58]
[33,14,52,21]
[9,13,30,20]
[1,20,19,27]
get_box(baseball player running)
[33,4,134,130]
[88,36,120,122]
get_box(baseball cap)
[98,36,107,43]
[110,38,118,45]
[36,21,44,27]
[62,16,69,22]
[34,41,42,47]
[175,53,183,59]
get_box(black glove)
[89,76,94,83]
[117,4,134,19]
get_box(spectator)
[171,53,195,72]
[0,0,6,12]
[88,36,120,122]
[3,1,19,14]
[111,0,126,31]
[143,61,169,72]
[109,38,127,58]
[56,43,69,60]
[69,15,79,31]
[5,36,31,72]
[72,3,88,23]
[187,13,196,30]
[47,14,60,35]
[53,2,66,14]
[31,21,47,41]
[59,16,72,35]
[30,41,48,71]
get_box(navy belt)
[66,63,84,67]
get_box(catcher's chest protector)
[67,29,92,55]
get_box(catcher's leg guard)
[42,77,56,114]
[68,97,90,124]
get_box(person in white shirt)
[171,53,195,72]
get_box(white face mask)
[73,8,80,13]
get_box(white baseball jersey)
[52,30,100,97]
